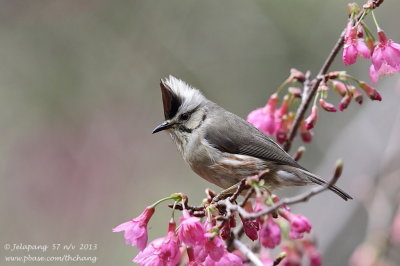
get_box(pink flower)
[205,234,225,262]
[178,210,206,246]
[280,209,312,239]
[342,22,371,66]
[259,216,281,248]
[204,252,243,266]
[194,221,226,263]
[359,81,382,101]
[259,248,274,266]
[239,215,259,241]
[281,244,302,266]
[304,106,318,130]
[303,240,322,266]
[133,221,180,266]
[319,98,337,112]
[349,243,378,266]
[370,30,400,83]
[391,210,400,245]
[113,206,155,250]
[247,93,278,135]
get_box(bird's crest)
[160,75,205,119]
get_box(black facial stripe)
[178,125,192,133]
[178,114,207,133]
[180,104,201,120]
[168,95,181,120]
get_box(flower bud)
[319,99,337,112]
[293,146,306,162]
[288,87,302,98]
[339,93,352,111]
[359,81,382,101]
[347,2,360,15]
[304,106,318,130]
[288,68,305,83]
[240,215,259,241]
[350,86,363,104]
[331,80,347,97]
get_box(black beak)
[152,121,173,134]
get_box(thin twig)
[240,188,255,207]
[233,239,264,266]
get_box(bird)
[152,75,352,201]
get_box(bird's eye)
[180,113,190,121]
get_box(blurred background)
[0,0,399,265]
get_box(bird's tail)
[297,168,353,201]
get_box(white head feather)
[162,75,206,113]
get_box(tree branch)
[233,239,264,266]
[219,165,342,219]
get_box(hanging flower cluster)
[113,178,323,266]
[247,69,312,143]
[342,3,400,83]
[247,3,399,145]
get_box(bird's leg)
[211,183,241,203]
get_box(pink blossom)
[194,221,226,263]
[204,252,243,266]
[259,248,274,266]
[113,206,155,250]
[259,216,281,248]
[342,22,371,66]
[204,234,225,262]
[178,210,206,246]
[370,30,400,83]
[319,98,337,112]
[303,240,322,266]
[280,209,311,239]
[304,106,318,130]
[391,210,400,245]
[349,243,378,266]
[359,81,382,101]
[133,221,180,266]
[281,244,302,266]
[247,93,278,135]
[187,262,202,266]
[239,215,259,241]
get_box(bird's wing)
[204,111,305,170]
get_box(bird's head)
[152,75,209,139]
